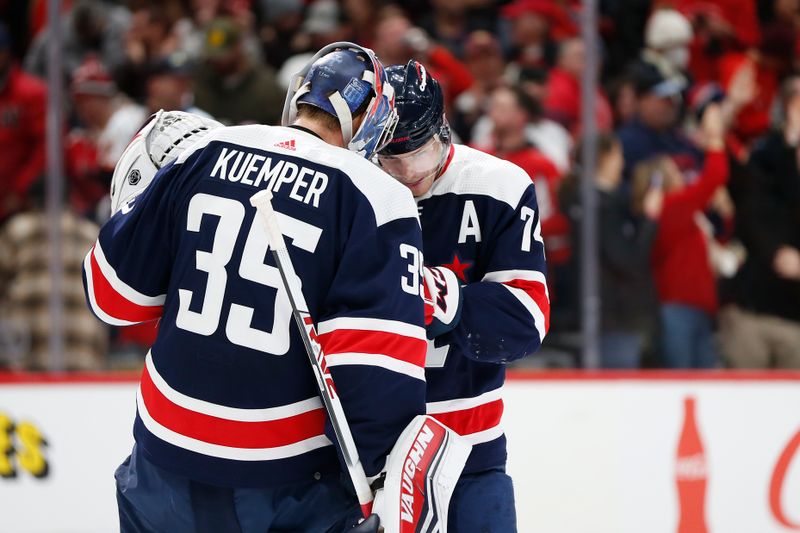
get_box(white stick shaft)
[249,190,374,516]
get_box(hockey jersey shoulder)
[177,124,419,227]
[312,141,420,228]
[426,144,532,208]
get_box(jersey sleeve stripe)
[85,245,164,323]
[426,388,503,414]
[145,353,324,421]
[504,278,550,333]
[93,242,166,306]
[459,425,504,446]
[482,269,550,300]
[83,252,139,326]
[500,283,549,342]
[317,316,426,339]
[139,359,327,450]
[428,398,504,438]
[324,353,426,381]
[137,388,333,461]
[317,329,427,368]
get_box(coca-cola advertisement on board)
[676,396,708,533]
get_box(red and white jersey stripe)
[483,269,550,342]
[316,317,428,381]
[137,352,332,461]
[83,242,164,326]
[426,388,504,445]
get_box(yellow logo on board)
[0,411,48,479]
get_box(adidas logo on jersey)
[275,139,296,151]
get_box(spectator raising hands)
[646,103,729,369]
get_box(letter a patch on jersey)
[458,200,481,243]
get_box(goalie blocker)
[374,415,471,533]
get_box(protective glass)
[376,136,447,184]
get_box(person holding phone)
[560,133,663,368]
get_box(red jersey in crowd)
[426,45,474,109]
[651,150,729,315]
[680,0,760,84]
[487,146,571,266]
[543,67,613,137]
[65,131,108,216]
[0,65,46,221]
[720,53,778,146]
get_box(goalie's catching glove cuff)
[422,266,462,340]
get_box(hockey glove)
[422,266,462,340]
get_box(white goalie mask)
[110,110,223,215]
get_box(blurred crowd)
[1,0,800,371]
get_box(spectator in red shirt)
[0,23,46,223]
[470,62,573,173]
[637,103,729,368]
[479,85,571,291]
[718,36,789,148]
[543,37,613,137]
[675,0,760,84]
[66,56,146,217]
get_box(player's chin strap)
[373,415,472,533]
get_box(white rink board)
[0,382,137,533]
[1,374,800,532]
[504,377,800,533]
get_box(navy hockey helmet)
[282,42,398,159]
[379,60,450,156]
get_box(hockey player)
[84,43,428,533]
[377,62,550,532]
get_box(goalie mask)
[110,110,222,215]
[282,42,398,160]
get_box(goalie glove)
[110,110,223,215]
[372,415,472,533]
[422,266,462,340]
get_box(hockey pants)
[116,443,362,533]
[448,467,517,533]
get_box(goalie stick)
[249,189,374,519]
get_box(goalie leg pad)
[373,415,472,533]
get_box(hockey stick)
[249,190,374,518]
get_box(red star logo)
[442,253,472,282]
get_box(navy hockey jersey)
[418,144,549,474]
[83,125,427,488]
